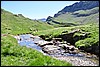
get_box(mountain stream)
[13,34,99,66]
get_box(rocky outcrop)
[58,29,90,45]
[46,16,53,21]
[46,16,53,24]
[46,16,61,24]
[79,41,99,56]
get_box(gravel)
[52,56,99,66]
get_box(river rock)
[61,44,75,50]
[32,36,50,46]
[42,45,61,54]
[34,40,51,47]
[60,44,79,54]
[69,50,79,54]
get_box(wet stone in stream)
[13,34,99,66]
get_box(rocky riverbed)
[13,34,99,66]
[52,56,99,66]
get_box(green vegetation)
[1,9,72,66]
[1,4,99,65]
[75,24,99,47]
[1,35,72,66]
[34,23,99,48]
[48,7,99,26]
[74,7,99,15]
[1,9,54,35]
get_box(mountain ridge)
[46,1,99,27]
[54,1,99,17]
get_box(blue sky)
[1,1,79,19]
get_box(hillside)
[1,1,99,66]
[46,1,99,27]
[54,1,99,17]
[1,9,54,35]
[1,9,72,66]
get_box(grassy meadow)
[1,9,72,66]
[1,9,54,35]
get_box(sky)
[1,1,79,19]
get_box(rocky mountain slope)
[54,1,99,17]
[46,1,99,27]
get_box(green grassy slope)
[1,9,72,66]
[1,35,72,66]
[1,9,54,35]
[48,7,99,26]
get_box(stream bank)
[13,34,99,66]
[39,29,99,56]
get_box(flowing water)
[14,34,47,55]
[15,34,85,57]
[14,34,99,66]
